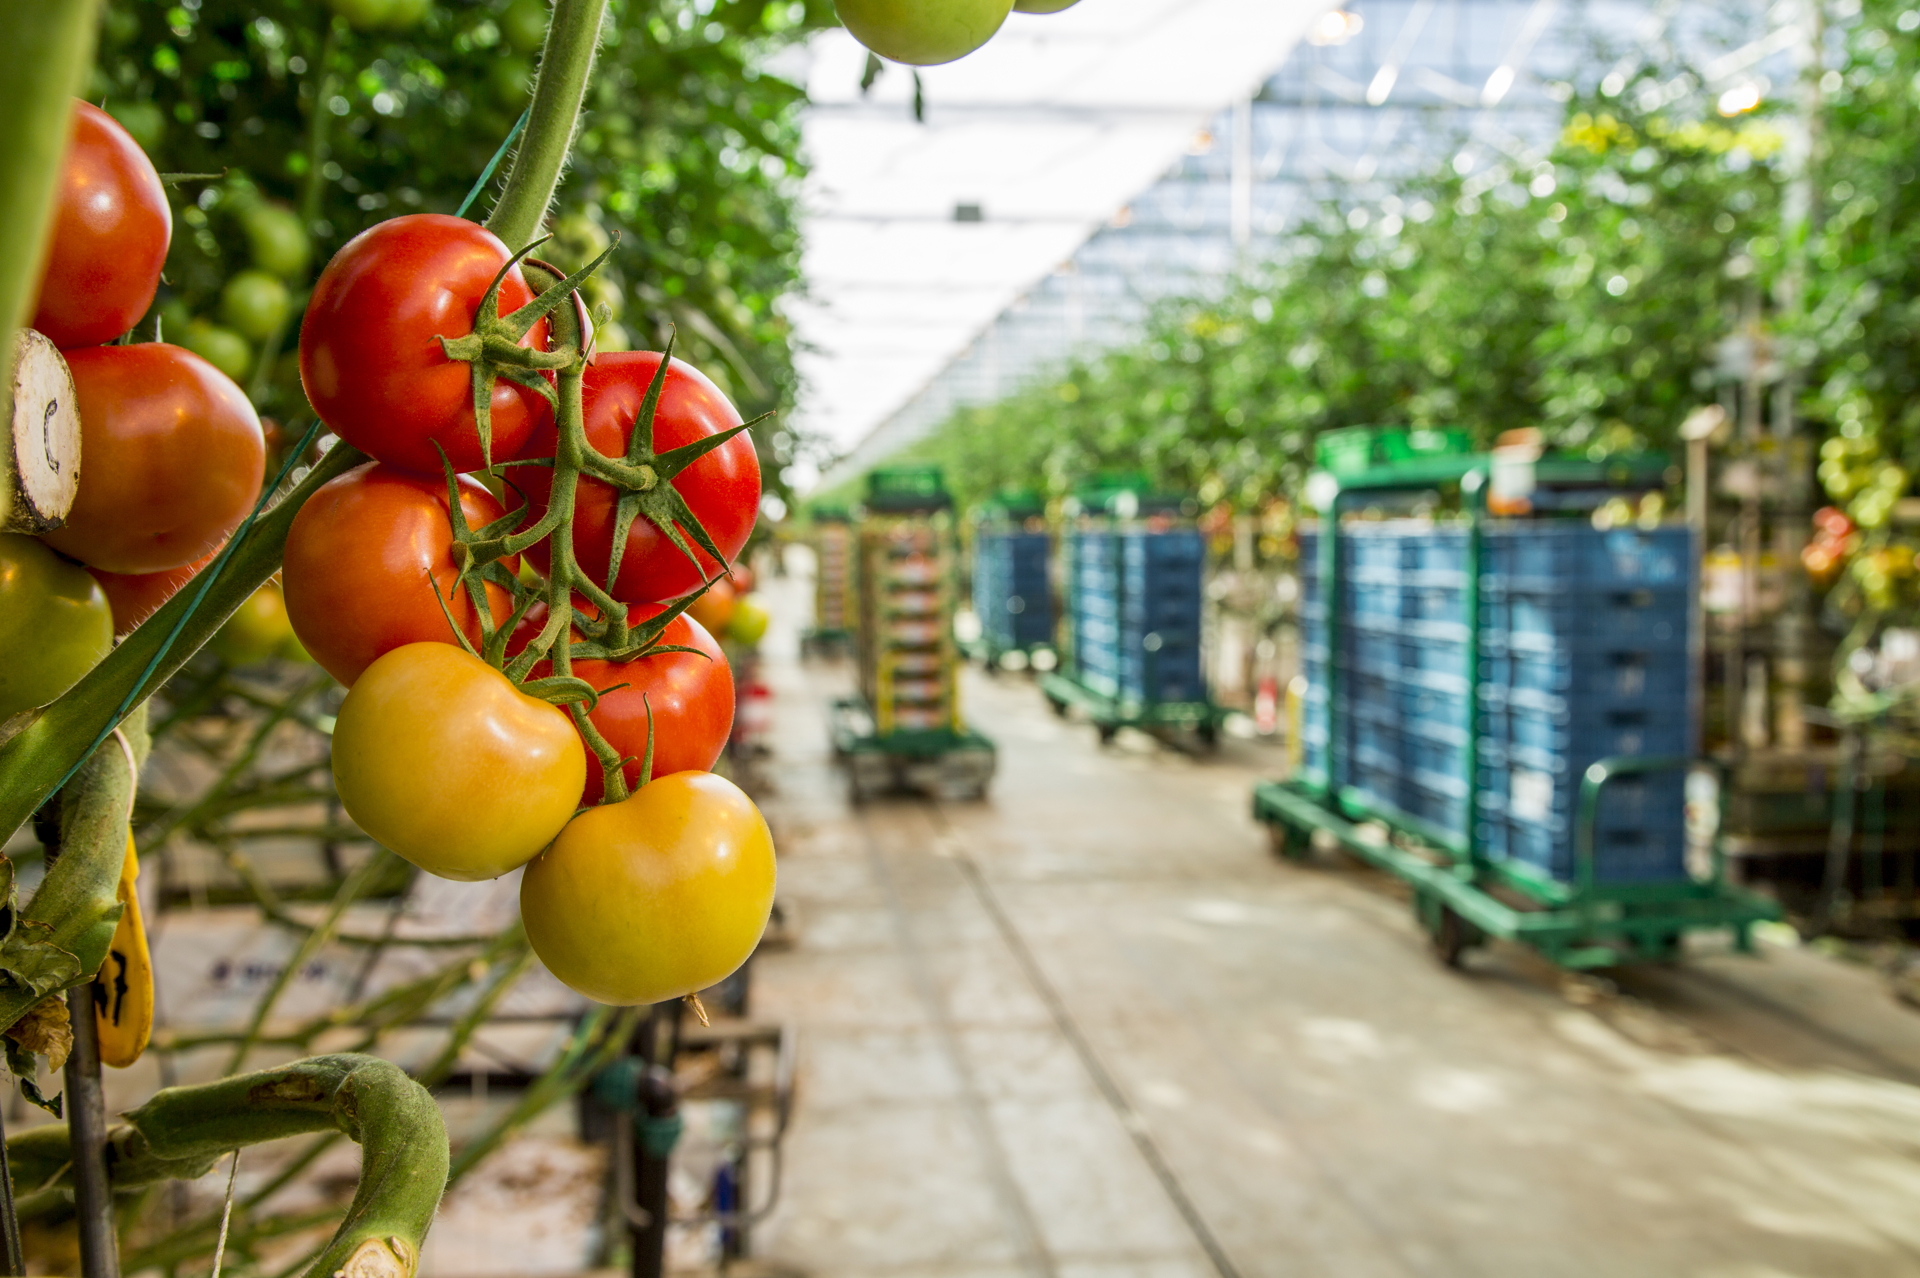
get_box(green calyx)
[427,253,753,809]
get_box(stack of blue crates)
[1477,524,1692,883]
[1073,527,1206,703]
[973,531,1054,652]
[1296,520,1694,884]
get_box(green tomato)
[0,535,114,720]
[833,0,1014,65]
[501,0,549,52]
[241,204,313,280]
[491,54,534,106]
[329,0,397,30]
[220,271,293,342]
[181,321,254,381]
[211,582,296,666]
[384,0,433,28]
[727,597,770,647]
[1014,0,1080,10]
[105,101,166,151]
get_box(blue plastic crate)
[1402,635,1470,680]
[1407,529,1469,573]
[1482,649,1689,704]
[1481,584,1688,650]
[1402,582,1467,623]
[1498,818,1688,884]
[1482,700,1689,770]
[1401,685,1470,737]
[1405,736,1471,794]
[1347,631,1402,675]
[1346,530,1411,572]
[1485,764,1684,830]
[1483,524,1691,588]
[1403,778,1470,833]
[1351,583,1401,621]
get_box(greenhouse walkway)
[748,579,1920,1278]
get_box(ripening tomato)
[516,599,734,805]
[832,0,1013,65]
[519,352,759,602]
[43,345,265,575]
[31,101,171,349]
[686,577,737,635]
[0,535,113,721]
[282,462,520,686]
[89,548,218,637]
[727,597,770,647]
[300,214,552,475]
[332,643,586,880]
[521,771,776,1004]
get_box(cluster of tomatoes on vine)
[5,99,776,1010]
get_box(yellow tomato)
[331,643,585,880]
[521,771,776,1005]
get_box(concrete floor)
[746,578,1920,1278]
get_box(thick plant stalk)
[484,0,609,251]
[0,0,98,531]
[0,709,148,1038]
[0,442,363,848]
[8,1055,448,1278]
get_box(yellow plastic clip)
[92,833,154,1069]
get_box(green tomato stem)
[9,1055,449,1278]
[483,0,609,252]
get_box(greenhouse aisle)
[747,579,1920,1278]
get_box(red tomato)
[89,548,219,637]
[519,352,759,602]
[32,101,171,350]
[282,462,520,685]
[299,214,552,475]
[516,599,735,804]
[42,345,264,574]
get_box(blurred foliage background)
[890,0,1918,525]
[89,0,838,500]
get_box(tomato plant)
[31,100,170,350]
[520,352,761,602]
[282,462,521,686]
[518,600,735,805]
[42,344,265,575]
[299,214,553,475]
[0,535,114,721]
[332,643,585,881]
[520,771,776,1004]
[832,0,1014,65]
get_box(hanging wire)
[457,109,531,220]
[209,1150,241,1278]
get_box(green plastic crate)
[1381,428,1472,463]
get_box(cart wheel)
[1430,905,1473,969]
[1266,821,1306,861]
[846,771,866,805]
[1046,697,1068,718]
[1096,723,1118,745]
[1196,721,1219,749]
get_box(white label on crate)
[1511,769,1556,824]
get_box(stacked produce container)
[810,508,855,641]
[855,468,961,735]
[970,494,1054,662]
[1296,517,1695,884]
